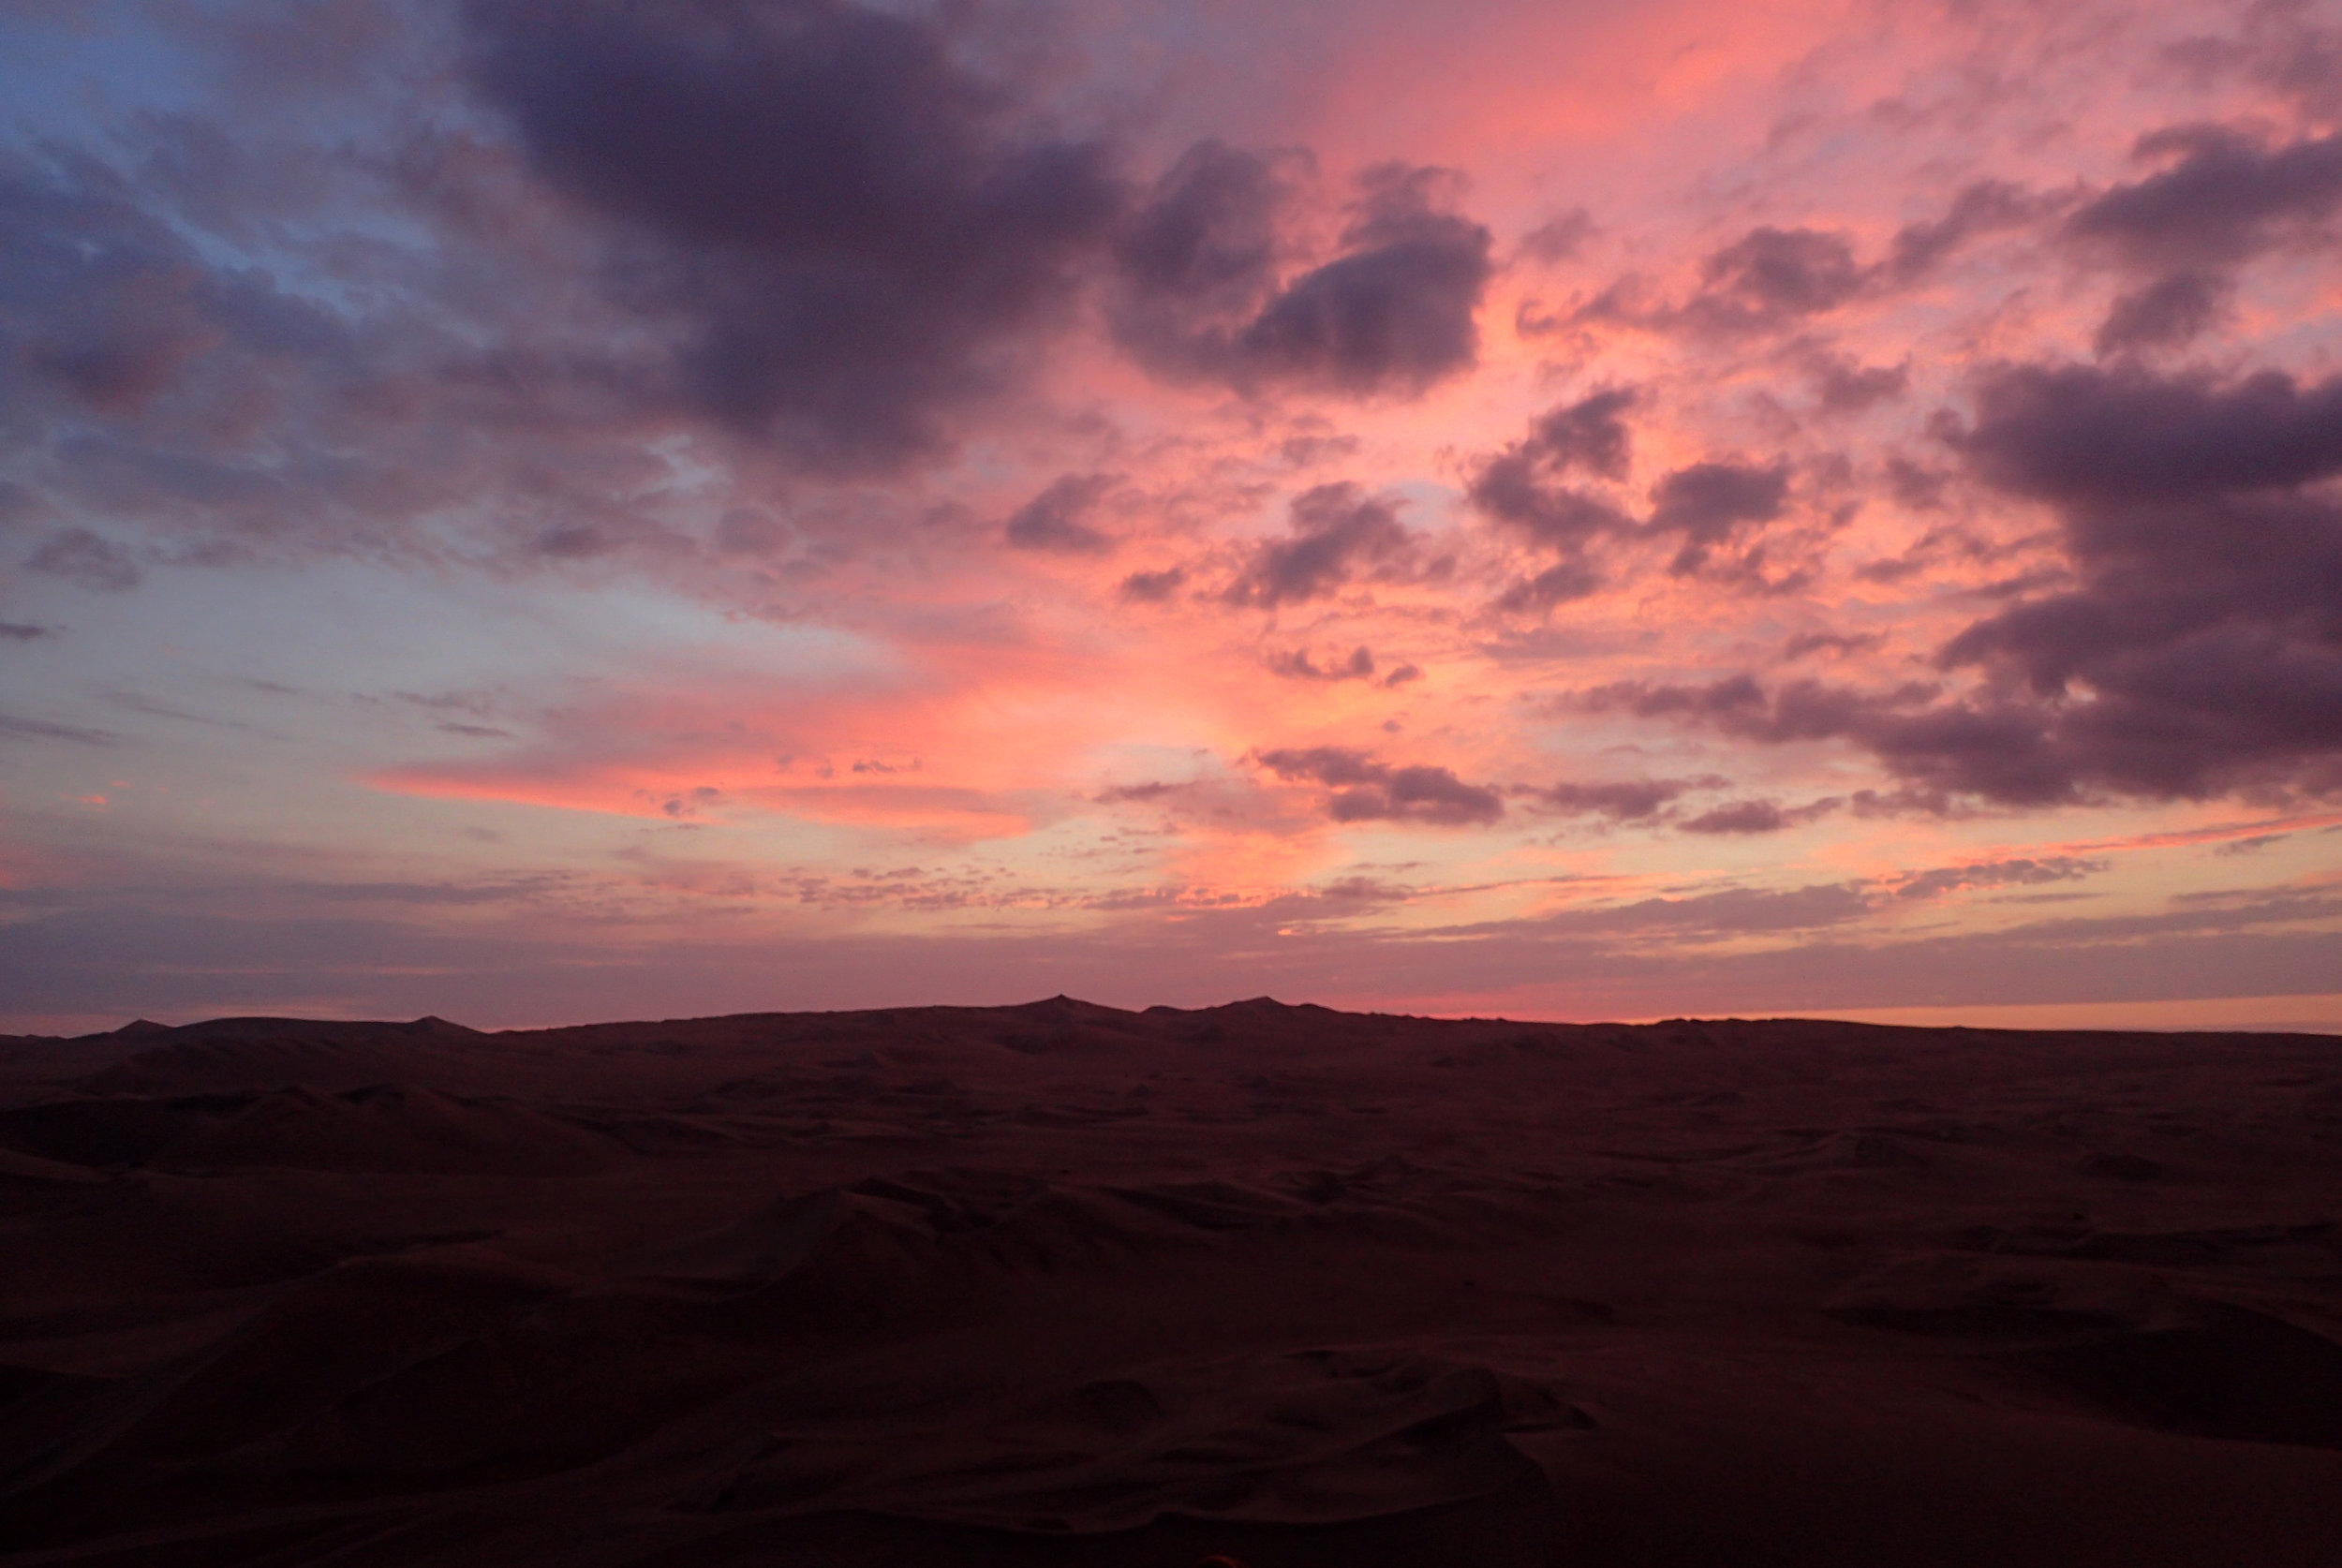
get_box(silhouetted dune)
[3,1001,2340,1565]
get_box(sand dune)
[3,999,2340,1565]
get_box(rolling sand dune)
[3,999,2340,1565]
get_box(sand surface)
[3,998,2340,1565]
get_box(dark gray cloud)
[1516,208,1595,265]
[1234,164,1493,394]
[1575,673,2097,807]
[467,0,1122,471]
[1470,394,1797,591]
[1678,797,1839,835]
[1467,389,1637,607]
[1224,483,1412,608]
[0,622,53,640]
[1881,180,2047,284]
[1883,457,1951,510]
[1118,566,1187,603]
[1475,390,1637,525]
[2214,833,2287,856]
[1107,139,1291,376]
[2163,13,2342,120]
[1254,746,1504,826]
[1783,630,1884,662]
[0,710,118,747]
[0,120,740,577]
[1960,362,2342,505]
[289,875,571,908]
[25,528,141,592]
[1094,779,1187,805]
[1472,456,1631,547]
[1680,226,1866,334]
[1578,362,2342,806]
[0,145,357,438]
[1532,777,1711,821]
[1003,472,1117,554]
[2066,126,2342,271]
[2093,271,2229,355]
[1492,560,1605,613]
[1646,460,1789,576]
[1267,644,1376,681]
[1512,881,1873,939]
[1812,356,1909,414]
[1891,855,2105,900]
[1115,158,1493,397]
[1601,183,2048,340]
[1573,673,1769,725]
[1114,140,1285,302]
[1932,362,2342,800]
[715,508,786,554]
[2065,126,2342,355]
[0,156,232,421]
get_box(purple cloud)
[1225,483,1413,608]
[1255,746,1504,826]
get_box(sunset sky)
[3,0,2339,1033]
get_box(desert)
[4,1000,2340,1566]
[9,3,2342,1561]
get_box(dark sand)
[4,999,2341,1565]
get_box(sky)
[1,0,2339,1034]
